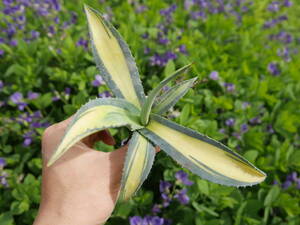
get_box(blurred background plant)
[0,0,300,224]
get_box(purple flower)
[0,80,4,89]
[240,123,248,133]
[282,180,292,189]
[224,83,235,92]
[161,193,172,207]
[54,16,60,24]
[190,11,206,20]
[158,37,169,45]
[27,91,39,100]
[273,180,279,185]
[99,91,111,98]
[31,30,40,39]
[267,1,280,12]
[148,216,164,225]
[76,38,88,50]
[174,189,189,205]
[65,87,71,95]
[178,44,187,54]
[10,92,23,104]
[209,71,219,80]
[165,51,177,61]
[286,172,298,183]
[283,0,292,7]
[10,92,27,110]
[267,124,274,134]
[3,0,14,5]
[0,172,8,187]
[136,5,147,13]
[219,128,225,134]
[270,31,292,44]
[152,204,161,214]
[141,33,149,39]
[92,75,105,87]
[263,19,278,29]
[9,39,17,46]
[52,95,60,101]
[0,49,5,57]
[0,158,6,168]
[277,47,290,62]
[249,117,261,125]
[233,132,241,140]
[33,111,42,118]
[70,11,78,24]
[225,118,235,127]
[242,102,250,109]
[277,15,288,22]
[23,131,34,147]
[175,170,194,186]
[160,4,177,17]
[129,216,145,225]
[144,47,150,54]
[51,0,61,11]
[159,180,172,193]
[48,26,56,36]
[184,0,194,10]
[23,137,32,146]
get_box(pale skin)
[33,117,159,225]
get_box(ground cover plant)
[0,0,300,224]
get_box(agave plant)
[48,5,266,202]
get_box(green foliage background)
[0,0,300,224]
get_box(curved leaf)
[139,114,266,187]
[153,77,197,115]
[84,5,145,108]
[119,132,155,201]
[47,98,142,166]
[140,63,192,125]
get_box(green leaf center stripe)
[119,132,155,201]
[151,114,262,168]
[70,98,140,124]
[85,6,145,108]
[47,99,143,166]
[189,155,250,186]
[139,114,266,186]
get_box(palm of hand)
[35,117,127,225]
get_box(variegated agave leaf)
[118,132,155,202]
[153,77,197,115]
[47,5,266,202]
[139,114,266,187]
[84,5,145,108]
[47,98,143,166]
[140,63,192,126]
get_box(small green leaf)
[153,78,197,115]
[140,63,192,125]
[264,186,280,207]
[164,60,175,78]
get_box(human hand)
[33,116,128,225]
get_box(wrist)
[33,203,107,225]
